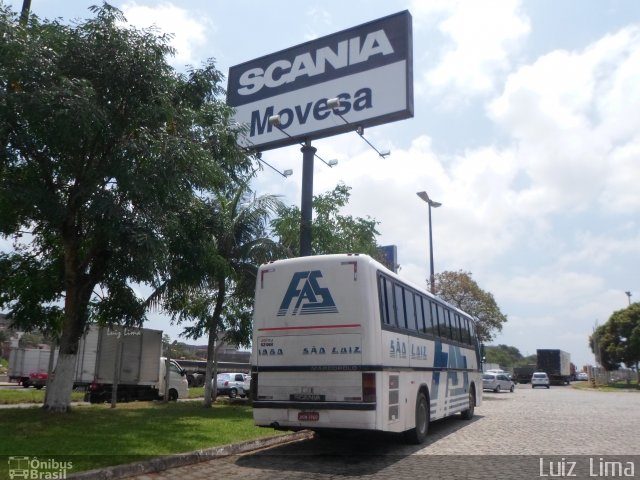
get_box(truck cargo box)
[74,325,162,386]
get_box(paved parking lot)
[131,384,640,479]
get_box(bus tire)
[461,389,475,420]
[404,392,429,445]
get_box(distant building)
[177,340,250,363]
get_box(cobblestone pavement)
[131,385,640,479]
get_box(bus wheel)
[461,390,475,420]
[404,392,429,444]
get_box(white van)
[159,357,189,401]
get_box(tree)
[430,270,507,343]
[484,344,524,368]
[149,176,283,407]
[271,183,381,257]
[0,5,247,412]
[590,303,640,376]
[162,335,201,360]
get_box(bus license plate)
[298,412,319,422]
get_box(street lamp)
[417,191,442,294]
[625,291,632,305]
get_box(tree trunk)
[203,280,226,408]
[43,353,77,412]
[44,243,97,412]
[203,331,216,408]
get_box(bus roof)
[259,253,477,325]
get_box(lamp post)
[625,291,632,305]
[417,191,442,294]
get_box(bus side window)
[430,301,440,337]
[416,296,426,333]
[463,318,472,344]
[404,289,417,332]
[378,275,392,326]
[393,283,406,329]
[437,305,450,339]
[469,320,477,346]
[422,297,433,335]
[445,309,454,340]
[453,314,462,342]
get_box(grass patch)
[0,401,279,475]
[0,388,86,405]
[189,386,204,398]
[0,386,218,404]
[572,380,639,392]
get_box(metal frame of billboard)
[227,11,413,151]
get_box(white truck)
[8,347,57,388]
[75,325,188,403]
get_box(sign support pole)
[300,139,316,256]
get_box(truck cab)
[158,358,189,401]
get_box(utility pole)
[20,0,31,26]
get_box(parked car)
[531,371,550,388]
[576,372,588,381]
[214,372,250,398]
[483,372,515,393]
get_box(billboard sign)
[378,245,398,273]
[227,11,413,151]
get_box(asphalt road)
[126,383,640,480]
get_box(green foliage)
[0,2,246,328]
[0,4,251,410]
[147,175,283,405]
[591,303,640,370]
[151,177,284,347]
[271,183,381,257]
[484,344,525,368]
[161,335,196,360]
[431,270,507,343]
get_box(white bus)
[250,253,482,443]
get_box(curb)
[67,430,315,479]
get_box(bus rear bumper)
[253,403,378,430]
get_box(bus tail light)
[362,372,376,402]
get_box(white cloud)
[557,230,640,270]
[121,2,209,67]
[488,25,640,215]
[497,270,604,306]
[411,0,531,101]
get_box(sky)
[3,0,640,369]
